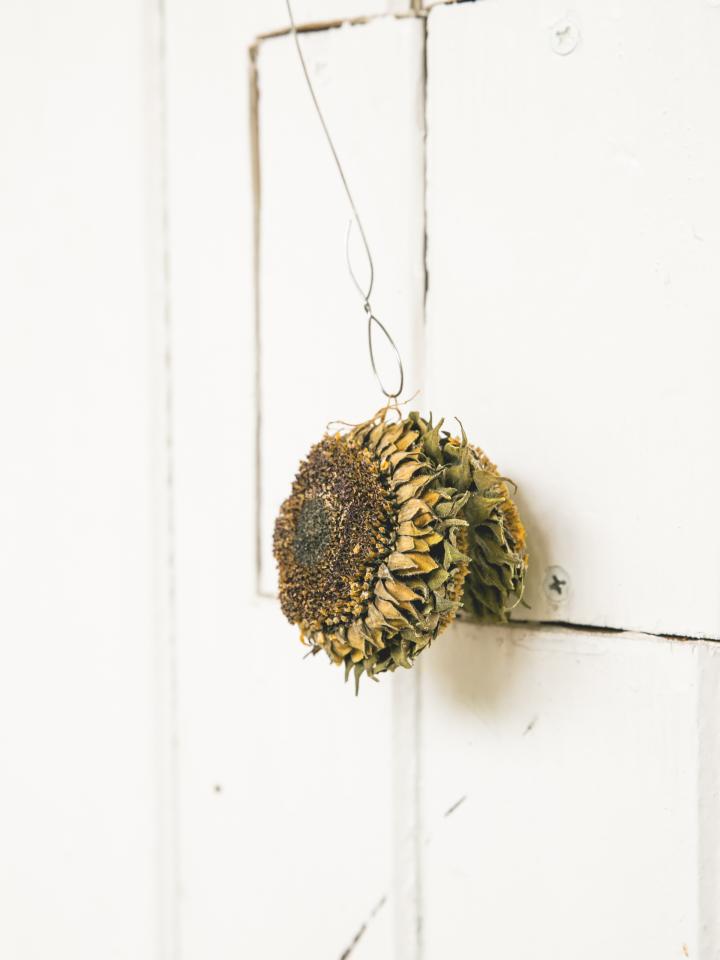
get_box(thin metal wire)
[285,0,405,399]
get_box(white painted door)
[0,2,168,957]
[172,1,717,957]
[420,5,720,956]
[2,1,718,958]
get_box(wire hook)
[367,310,404,400]
[345,220,371,305]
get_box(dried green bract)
[273,410,527,690]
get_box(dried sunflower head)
[273,409,527,691]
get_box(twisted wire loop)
[366,305,404,400]
[285,0,406,400]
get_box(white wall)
[1,1,718,958]
[424,0,720,640]
[169,2,720,957]
[0,0,168,957]
[164,4,423,957]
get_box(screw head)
[543,565,570,604]
[550,17,580,56]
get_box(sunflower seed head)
[273,409,528,690]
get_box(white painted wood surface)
[166,1,720,958]
[0,1,167,957]
[259,0,412,36]
[165,7,428,959]
[4,1,718,958]
[419,627,720,959]
[425,0,720,640]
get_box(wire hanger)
[285,0,405,399]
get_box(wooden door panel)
[0,2,163,957]
[168,12,425,957]
[425,0,720,638]
[419,625,720,959]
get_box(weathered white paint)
[419,626,720,959]
[425,0,720,639]
[166,2,720,958]
[165,7,429,958]
[260,0,412,36]
[4,1,717,958]
[254,27,426,951]
[0,1,167,957]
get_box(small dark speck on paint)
[523,717,538,736]
[444,795,467,818]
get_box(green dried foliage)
[273,410,528,691]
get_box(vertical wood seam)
[697,645,720,958]
[250,44,263,596]
[415,18,429,959]
[149,0,181,955]
[252,16,429,957]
